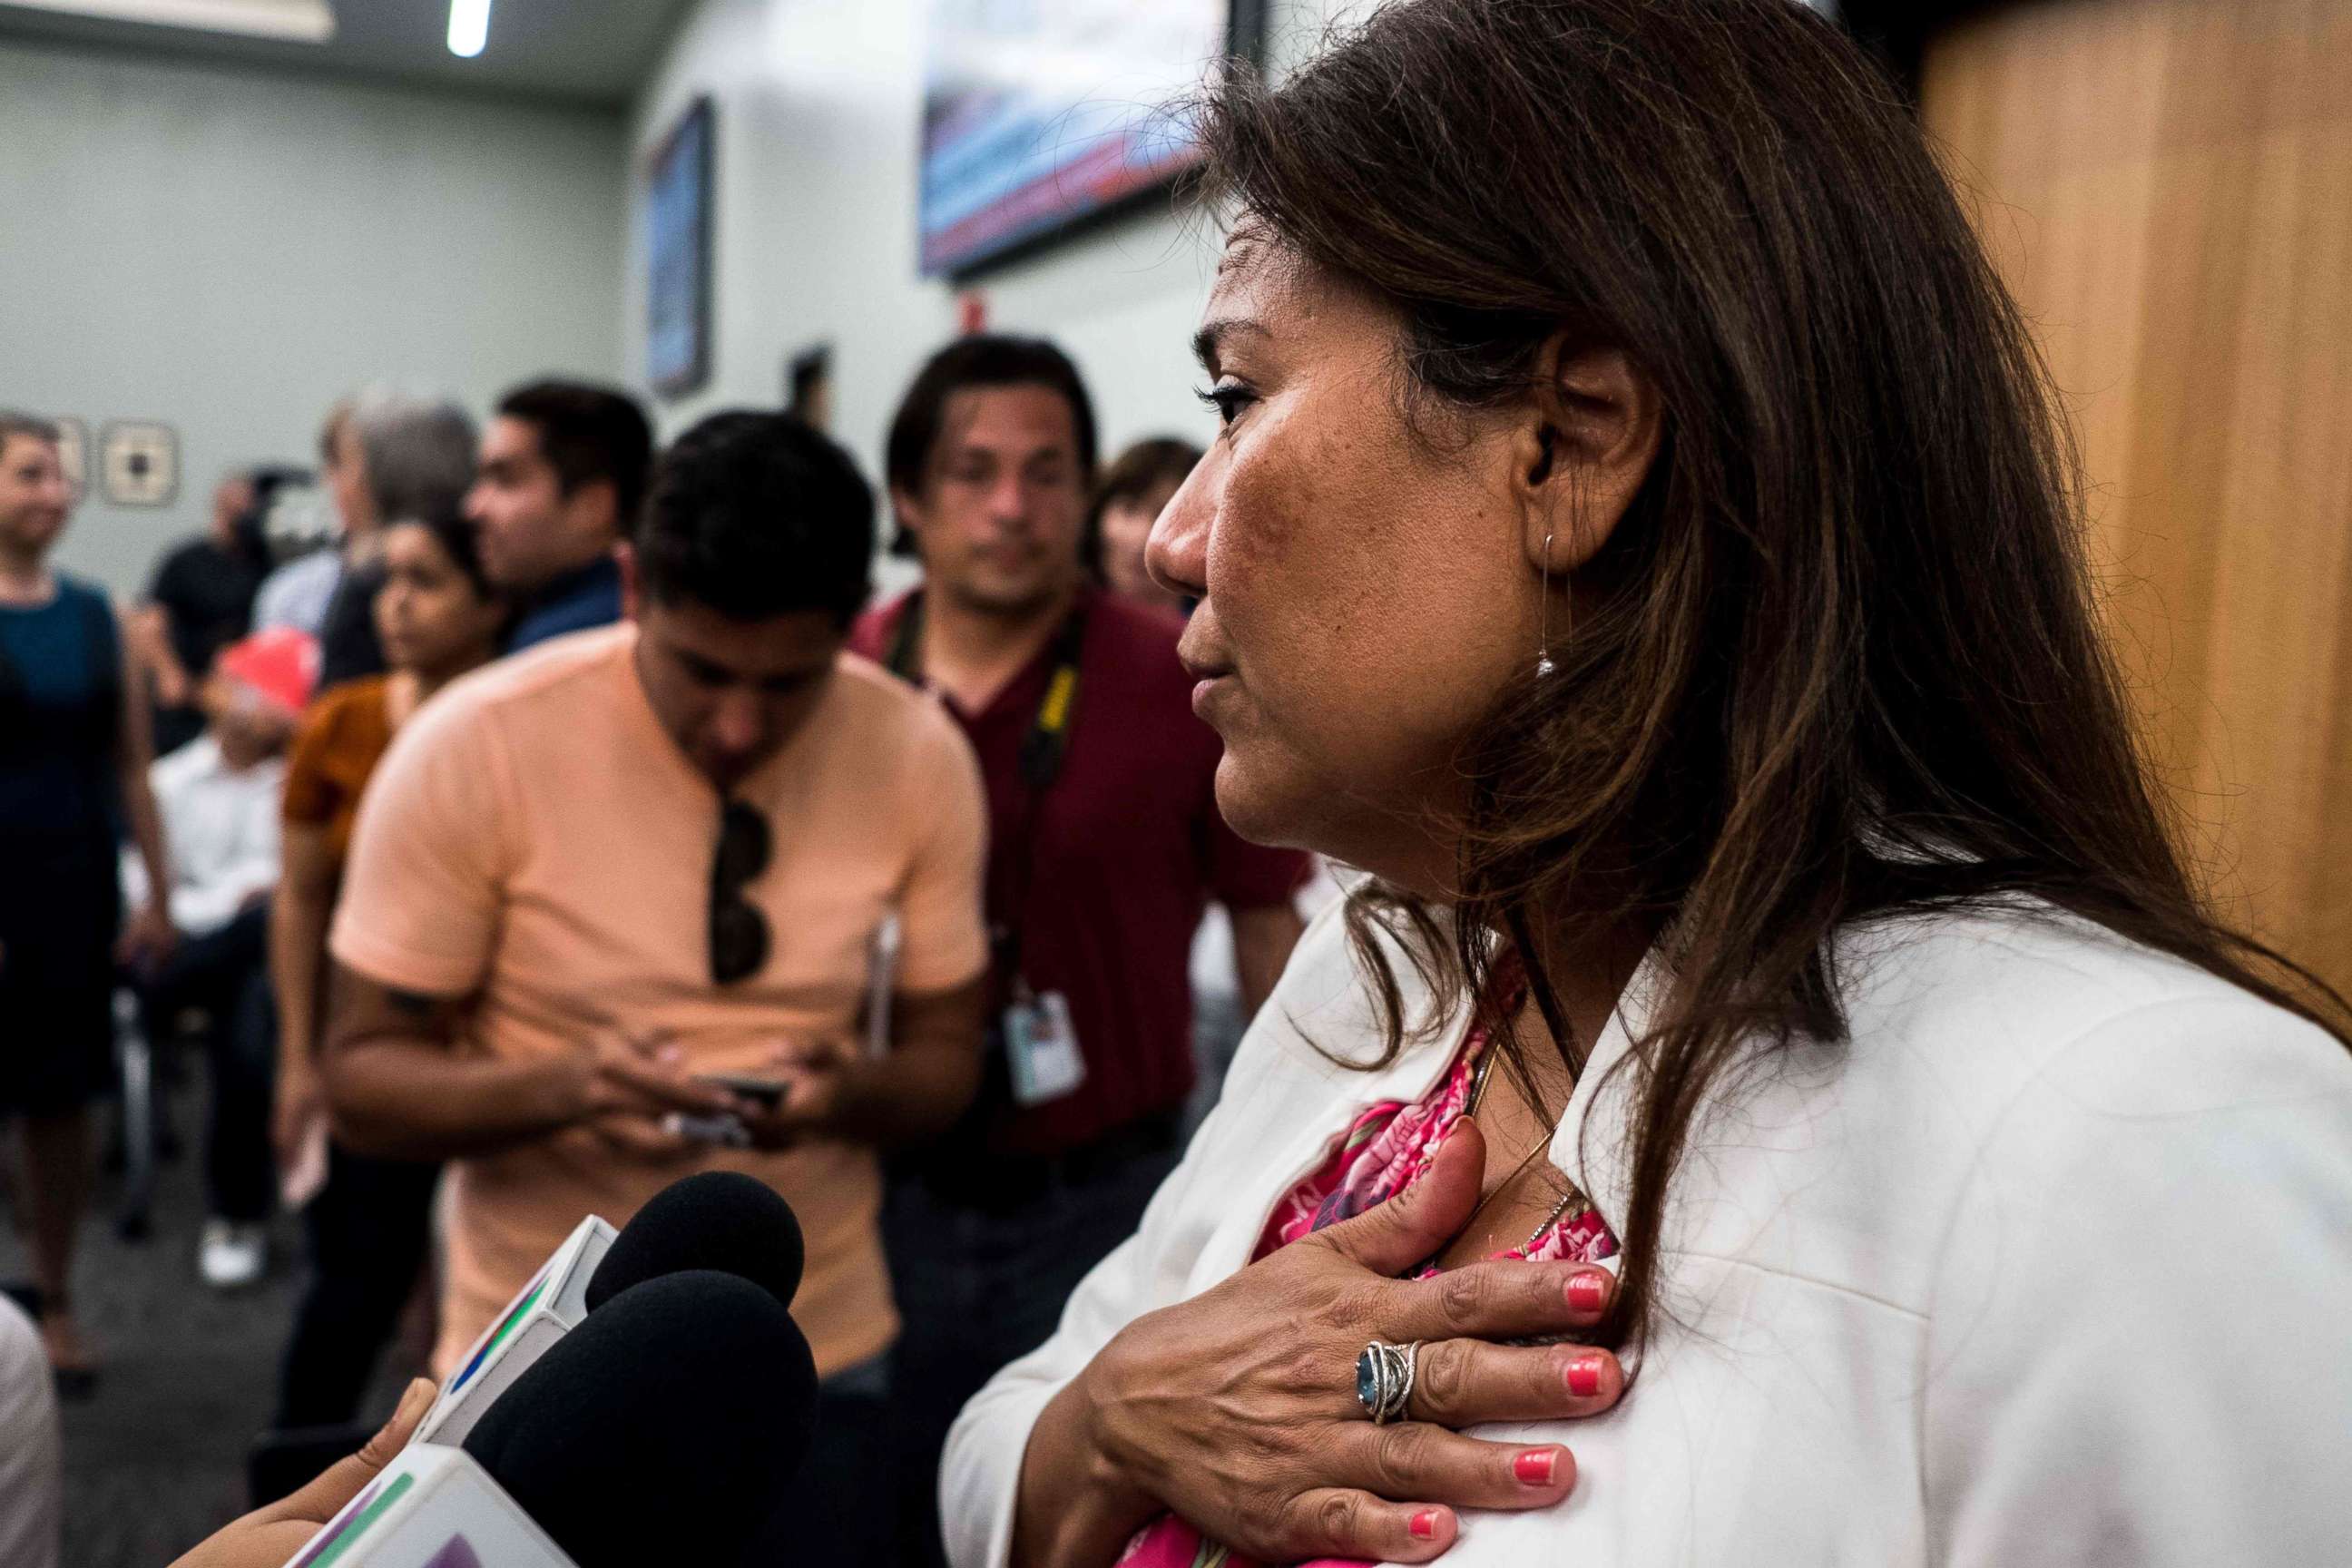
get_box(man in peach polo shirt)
[318,412,989,1565]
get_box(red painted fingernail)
[1514,1448,1556,1485]
[1566,1352,1605,1397]
[1409,1508,1442,1540]
[1566,1270,1607,1315]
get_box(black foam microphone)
[585,1169,806,1312]
[461,1269,820,1568]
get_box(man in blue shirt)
[464,380,651,652]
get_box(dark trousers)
[736,1353,891,1567]
[272,1141,439,1428]
[882,1134,1180,1568]
[133,901,275,1222]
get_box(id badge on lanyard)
[1004,977,1086,1107]
[1000,651,1086,1105]
[891,593,1092,1108]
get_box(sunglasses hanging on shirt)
[709,799,772,985]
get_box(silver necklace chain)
[1462,1041,1585,1250]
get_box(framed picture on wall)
[99,420,179,508]
[645,95,714,399]
[916,0,1266,278]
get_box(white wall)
[0,41,628,594]
[623,0,1338,553]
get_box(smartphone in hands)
[695,1073,788,1111]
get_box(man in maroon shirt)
[853,335,1310,1567]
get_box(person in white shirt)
[124,627,316,1289]
[940,5,2352,1567]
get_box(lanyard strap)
[887,593,1087,789]
[887,593,1088,984]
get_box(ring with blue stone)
[1355,1338,1418,1424]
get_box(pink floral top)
[1115,988,1621,1568]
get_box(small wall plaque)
[100,420,179,507]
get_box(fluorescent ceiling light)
[1,0,335,43]
[446,0,487,58]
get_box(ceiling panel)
[0,0,692,105]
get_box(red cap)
[216,626,319,717]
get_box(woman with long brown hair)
[941,4,2352,1566]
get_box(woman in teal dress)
[0,412,174,1393]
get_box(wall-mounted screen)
[645,96,714,398]
[918,0,1259,278]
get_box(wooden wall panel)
[1924,0,2352,993]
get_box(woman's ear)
[1515,338,1662,573]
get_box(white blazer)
[944,897,2352,1566]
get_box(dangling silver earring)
[1535,525,1559,679]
